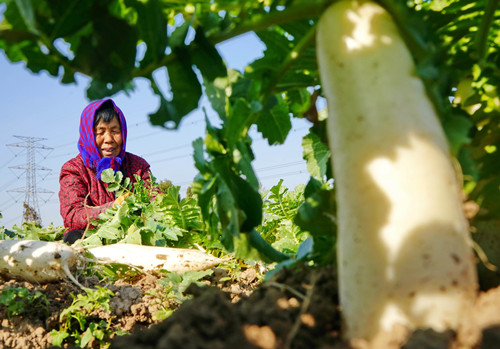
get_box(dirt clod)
[1,264,500,348]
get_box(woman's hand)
[114,192,131,207]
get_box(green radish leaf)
[442,113,472,155]
[145,218,158,233]
[21,45,60,76]
[286,88,311,116]
[101,169,116,183]
[296,237,313,260]
[162,226,182,241]
[128,0,168,67]
[73,5,137,83]
[163,186,181,206]
[194,176,216,223]
[86,80,135,101]
[82,234,102,246]
[107,184,120,192]
[215,179,240,251]
[295,178,336,265]
[203,77,228,121]
[233,233,263,261]
[256,95,291,145]
[213,157,262,232]
[169,15,193,49]
[140,229,156,246]
[193,138,207,172]
[122,224,141,244]
[234,141,258,189]
[80,327,94,348]
[96,226,121,240]
[149,52,202,128]
[302,132,330,179]
[226,98,252,149]
[114,171,123,184]
[192,27,226,80]
[50,329,69,347]
[204,117,226,154]
[123,177,131,189]
[13,0,38,34]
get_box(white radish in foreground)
[0,240,80,284]
[0,240,224,287]
[87,244,224,273]
[316,0,477,341]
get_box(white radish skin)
[87,244,224,273]
[316,0,477,340]
[0,240,79,283]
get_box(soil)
[1,263,500,349]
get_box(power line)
[141,143,193,158]
[256,161,305,172]
[43,118,307,161]
[0,177,19,192]
[153,153,193,163]
[3,214,23,227]
[129,130,165,141]
[51,140,76,149]
[0,199,13,210]
[0,156,17,170]
[6,136,54,225]
[259,169,308,180]
[48,151,75,159]
[42,113,151,149]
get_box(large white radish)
[316,0,477,340]
[87,244,224,273]
[0,240,80,284]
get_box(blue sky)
[0,33,311,229]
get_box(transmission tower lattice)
[6,136,53,225]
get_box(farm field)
[2,0,500,348]
[2,262,500,348]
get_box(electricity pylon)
[6,136,53,225]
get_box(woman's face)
[94,116,122,158]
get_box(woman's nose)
[103,131,114,142]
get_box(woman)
[59,99,152,243]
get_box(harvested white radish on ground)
[87,244,224,273]
[0,240,79,284]
[316,0,477,341]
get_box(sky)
[0,32,312,229]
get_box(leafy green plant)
[51,287,115,348]
[158,269,214,303]
[259,180,309,255]
[155,185,203,233]
[83,169,185,247]
[145,289,177,322]
[81,261,144,285]
[294,178,337,265]
[6,222,65,241]
[84,168,227,255]
[0,287,49,319]
[4,0,498,342]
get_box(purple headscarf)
[77,99,128,179]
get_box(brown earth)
[1,263,500,349]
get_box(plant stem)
[133,1,329,78]
[261,23,317,105]
[245,23,317,137]
[249,229,289,262]
[284,271,319,349]
[377,0,428,62]
[476,0,500,63]
[211,2,326,44]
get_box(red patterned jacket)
[59,152,151,231]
